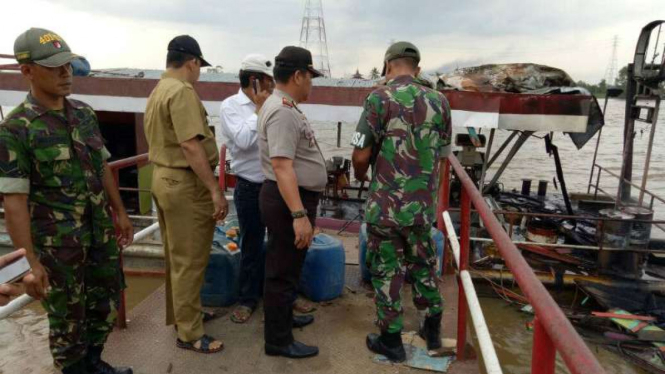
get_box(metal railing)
[108,153,152,328]
[588,163,665,234]
[589,163,665,210]
[443,211,502,374]
[438,155,606,374]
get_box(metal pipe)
[337,121,342,148]
[594,164,602,199]
[457,188,471,360]
[108,153,149,169]
[587,95,611,194]
[133,222,160,243]
[460,271,503,374]
[439,159,452,276]
[444,212,503,374]
[219,145,227,191]
[638,99,659,205]
[0,294,33,320]
[447,154,606,374]
[484,131,533,193]
[478,128,495,191]
[532,317,556,374]
[598,165,665,205]
[487,131,518,168]
[469,237,665,253]
[618,64,636,203]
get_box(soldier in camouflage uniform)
[351,41,452,362]
[0,28,134,374]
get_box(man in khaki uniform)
[144,35,228,353]
[258,46,327,359]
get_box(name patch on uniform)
[351,132,367,148]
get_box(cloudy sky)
[0,0,663,83]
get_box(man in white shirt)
[220,54,274,323]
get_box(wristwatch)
[291,209,308,219]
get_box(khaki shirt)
[258,89,327,192]
[144,71,219,168]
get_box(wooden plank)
[592,311,656,321]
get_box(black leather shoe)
[85,346,133,374]
[418,313,442,350]
[366,331,406,363]
[293,314,314,328]
[265,340,319,358]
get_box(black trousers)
[260,180,320,346]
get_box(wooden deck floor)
[104,267,481,374]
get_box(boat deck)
[104,267,481,374]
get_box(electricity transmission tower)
[299,0,332,78]
[604,35,619,86]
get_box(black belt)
[264,179,320,197]
[236,176,263,186]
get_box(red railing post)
[456,186,471,360]
[112,168,128,329]
[532,317,556,374]
[438,159,452,275]
[219,145,226,191]
[106,153,150,330]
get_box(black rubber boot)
[85,346,133,374]
[61,359,89,374]
[418,312,442,350]
[366,331,406,363]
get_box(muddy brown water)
[0,276,164,373]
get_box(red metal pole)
[533,317,556,374]
[112,168,127,329]
[437,159,450,232]
[439,159,452,275]
[456,187,471,360]
[219,145,226,191]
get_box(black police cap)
[274,46,324,78]
[167,35,211,67]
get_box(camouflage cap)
[381,41,420,76]
[14,28,80,67]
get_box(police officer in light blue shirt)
[219,54,274,323]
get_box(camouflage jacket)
[0,94,114,247]
[352,75,452,227]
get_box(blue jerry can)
[201,221,242,307]
[299,234,346,302]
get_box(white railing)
[443,211,503,374]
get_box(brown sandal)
[176,334,224,354]
[230,305,253,324]
[293,297,316,313]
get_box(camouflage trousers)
[366,224,443,333]
[35,239,124,370]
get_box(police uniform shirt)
[258,89,327,192]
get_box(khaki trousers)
[152,165,215,342]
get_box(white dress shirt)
[219,89,265,183]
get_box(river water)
[1,99,663,373]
